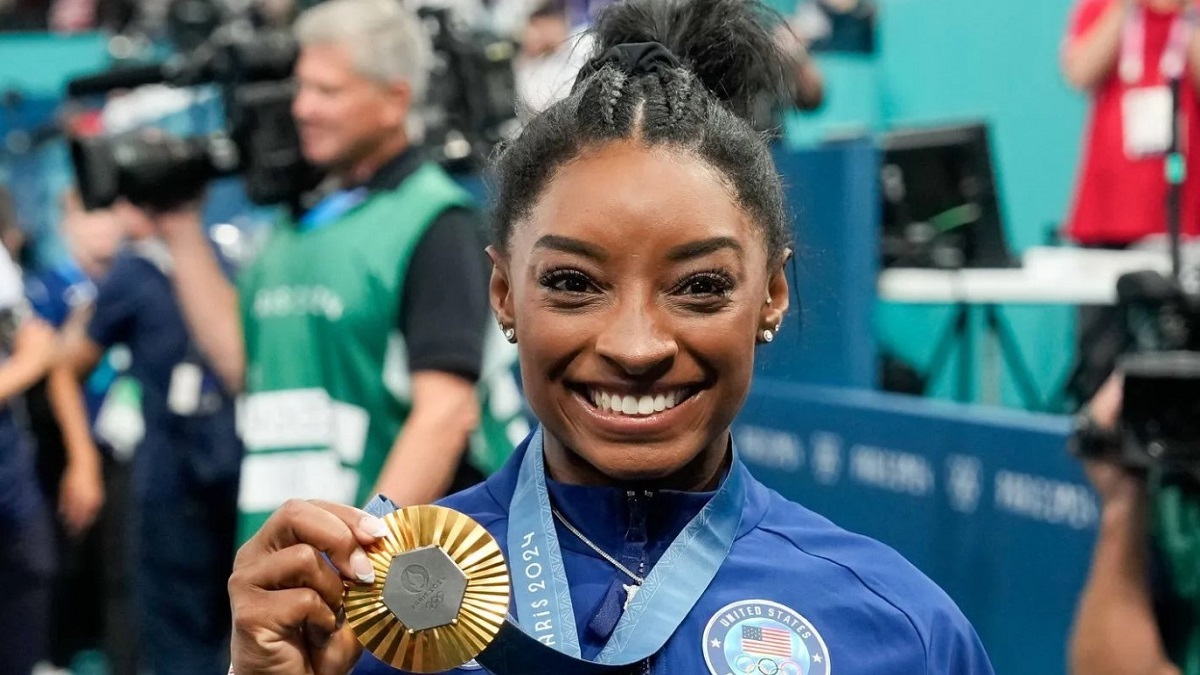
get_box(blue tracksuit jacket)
[353,436,995,675]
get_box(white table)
[876,242,1200,409]
[879,245,1193,306]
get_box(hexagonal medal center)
[382,545,467,632]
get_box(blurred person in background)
[31,190,118,543]
[33,190,138,675]
[514,0,823,122]
[513,0,595,119]
[25,190,113,675]
[0,185,63,675]
[785,0,876,54]
[1068,374,1191,675]
[150,0,520,546]
[1062,0,1200,403]
[51,199,242,675]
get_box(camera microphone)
[66,64,173,98]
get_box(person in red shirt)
[1064,0,1200,246]
[1062,0,1200,404]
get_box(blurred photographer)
[0,186,64,675]
[1069,373,1188,675]
[154,0,508,544]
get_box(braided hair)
[491,0,793,264]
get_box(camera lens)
[70,132,238,210]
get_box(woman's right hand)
[229,499,391,675]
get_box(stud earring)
[503,327,516,343]
[766,296,772,305]
[761,328,774,343]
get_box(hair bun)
[578,41,681,81]
[585,0,789,122]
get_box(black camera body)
[68,27,313,210]
[419,7,520,174]
[67,6,518,210]
[1072,269,1200,472]
[1120,351,1200,467]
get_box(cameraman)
[154,0,505,542]
[1069,373,1187,674]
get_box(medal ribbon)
[504,425,746,665]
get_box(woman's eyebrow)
[533,234,609,262]
[666,237,744,262]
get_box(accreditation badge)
[1123,86,1174,158]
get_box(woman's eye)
[680,273,733,297]
[540,270,595,294]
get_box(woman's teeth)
[588,389,688,416]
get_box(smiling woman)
[493,142,776,490]
[227,0,999,673]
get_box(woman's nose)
[594,298,678,378]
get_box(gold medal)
[344,505,510,673]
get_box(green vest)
[235,163,527,544]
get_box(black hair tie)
[581,41,682,79]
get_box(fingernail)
[360,514,390,539]
[351,549,375,584]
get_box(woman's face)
[490,140,789,486]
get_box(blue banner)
[735,379,1091,675]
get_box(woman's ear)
[487,245,516,330]
[761,248,792,331]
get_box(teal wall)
[792,0,1088,409]
[0,33,110,267]
[0,32,109,95]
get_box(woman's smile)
[567,380,707,435]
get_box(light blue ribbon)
[505,426,746,664]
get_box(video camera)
[66,1,518,211]
[67,19,312,210]
[418,7,520,173]
[1072,267,1200,473]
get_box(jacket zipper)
[626,490,653,674]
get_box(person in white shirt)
[513,0,595,119]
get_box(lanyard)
[1121,8,1192,84]
[505,425,746,664]
[297,187,368,233]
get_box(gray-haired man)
[154,0,523,545]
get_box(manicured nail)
[351,549,375,583]
[360,514,390,539]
